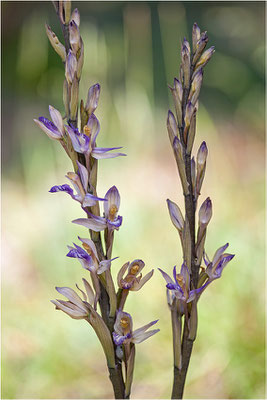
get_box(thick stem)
[108,363,125,399]
[172,324,193,399]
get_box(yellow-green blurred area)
[2,1,265,398]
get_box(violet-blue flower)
[49,161,106,208]
[66,114,126,161]
[72,185,123,232]
[34,105,64,140]
[204,243,235,281]
[112,311,159,346]
[117,260,154,291]
[159,263,209,303]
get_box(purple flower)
[117,260,154,291]
[66,116,126,160]
[49,161,106,208]
[34,105,64,140]
[67,237,118,275]
[104,186,122,229]
[66,243,95,272]
[112,311,159,346]
[85,83,100,115]
[204,243,235,281]
[199,197,212,226]
[51,280,94,319]
[167,199,184,232]
[159,263,209,303]
[72,185,123,232]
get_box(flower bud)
[191,157,196,194]
[63,0,71,24]
[45,24,66,62]
[184,101,194,129]
[181,39,190,88]
[199,197,212,226]
[65,50,77,84]
[58,1,65,24]
[167,199,184,232]
[192,22,201,54]
[169,78,183,126]
[196,141,208,195]
[197,141,208,166]
[69,20,81,54]
[186,109,196,154]
[71,8,80,27]
[189,69,203,106]
[85,83,100,115]
[167,110,178,146]
[192,31,208,65]
[195,46,215,71]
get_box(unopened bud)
[199,197,212,226]
[197,141,208,166]
[58,1,65,24]
[63,0,71,24]
[65,50,77,84]
[186,109,196,154]
[195,46,215,70]
[85,83,100,115]
[192,23,201,54]
[181,39,190,88]
[183,38,191,54]
[71,8,80,27]
[69,20,81,54]
[189,69,203,106]
[191,157,196,194]
[184,101,194,129]
[169,78,183,126]
[192,31,208,65]
[45,24,66,62]
[167,199,184,232]
[167,110,178,145]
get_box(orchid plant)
[34,2,159,398]
[159,24,235,398]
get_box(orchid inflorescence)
[159,23,235,398]
[34,2,158,399]
[35,2,234,398]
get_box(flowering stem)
[51,3,126,397]
[171,47,197,400]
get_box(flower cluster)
[34,2,158,398]
[160,22,235,397]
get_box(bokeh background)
[2,1,265,399]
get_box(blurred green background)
[2,1,265,399]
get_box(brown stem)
[108,363,125,399]
[172,324,193,399]
[172,59,199,399]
